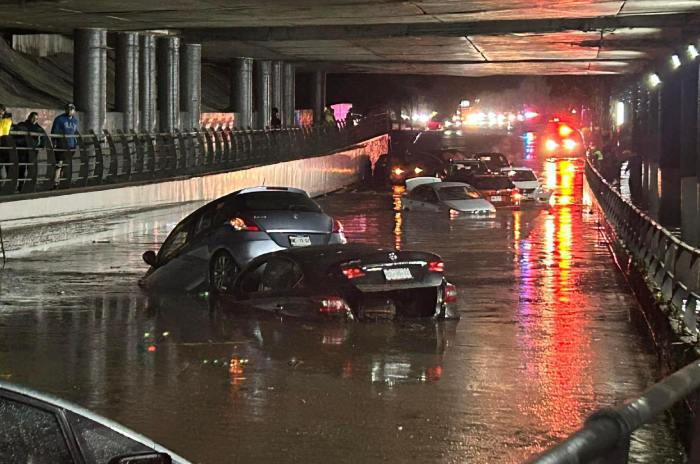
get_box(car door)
[423,188,442,212]
[146,218,196,290]
[406,185,430,211]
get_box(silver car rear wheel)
[210,251,237,292]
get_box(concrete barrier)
[0,134,388,255]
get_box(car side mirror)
[108,452,172,464]
[142,250,157,267]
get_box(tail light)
[229,217,260,232]
[319,296,351,315]
[443,283,458,303]
[428,261,444,272]
[341,266,365,279]
[332,219,344,233]
[512,190,522,202]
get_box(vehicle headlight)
[414,167,423,175]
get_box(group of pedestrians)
[0,103,79,192]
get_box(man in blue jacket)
[50,103,79,187]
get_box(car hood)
[443,199,496,213]
[512,180,539,190]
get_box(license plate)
[490,195,502,202]
[383,268,412,281]
[289,235,312,247]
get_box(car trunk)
[357,288,439,319]
[252,211,332,248]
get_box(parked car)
[389,152,446,185]
[140,187,347,292]
[444,158,490,182]
[501,167,552,203]
[468,174,521,207]
[402,177,495,215]
[473,152,511,172]
[216,244,459,321]
[0,381,190,464]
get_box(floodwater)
[0,159,685,463]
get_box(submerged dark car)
[140,187,347,292]
[217,244,459,321]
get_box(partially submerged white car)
[402,177,496,215]
[501,167,552,202]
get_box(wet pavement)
[0,159,686,463]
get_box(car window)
[424,189,439,203]
[0,396,74,464]
[510,170,537,182]
[158,220,192,264]
[194,209,215,237]
[260,258,304,292]
[66,411,152,464]
[409,185,429,202]
[438,186,482,200]
[237,192,321,213]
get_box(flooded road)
[0,160,685,463]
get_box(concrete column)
[283,63,295,126]
[230,58,253,129]
[255,60,272,129]
[180,43,201,131]
[115,32,139,131]
[658,71,682,227]
[681,60,699,245]
[271,60,283,120]
[73,28,107,135]
[312,70,326,124]
[156,36,180,132]
[139,34,156,133]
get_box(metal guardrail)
[0,115,391,196]
[585,159,700,337]
[525,159,700,463]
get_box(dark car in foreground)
[140,187,347,292]
[217,244,459,321]
[0,381,190,464]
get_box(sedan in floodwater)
[501,167,552,203]
[140,186,347,292]
[401,177,495,215]
[217,244,459,321]
[0,381,191,464]
[468,174,521,207]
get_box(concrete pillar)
[180,43,201,131]
[115,32,139,131]
[255,60,272,129]
[658,70,682,227]
[681,60,699,245]
[283,63,295,126]
[156,36,180,132]
[271,60,283,119]
[139,34,156,133]
[73,28,107,135]
[312,70,326,124]
[230,58,253,129]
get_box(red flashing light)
[342,266,365,279]
[428,261,445,273]
[558,124,574,138]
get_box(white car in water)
[501,167,552,203]
[402,177,496,215]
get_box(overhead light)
[689,45,699,59]
[671,54,682,69]
[615,101,625,127]
[648,73,662,88]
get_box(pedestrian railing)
[525,358,700,463]
[0,114,391,196]
[586,159,700,339]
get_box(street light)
[689,45,699,60]
[648,73,662,88]
[671,54,682,69]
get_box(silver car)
[141,187,347,292]
[402,178,496,215]
[0,381,190,464]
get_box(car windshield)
[477,154,509,167]
[438,186,482,200]
[471,176,514,190]
[510,170,537,182]
[238,192,322,212]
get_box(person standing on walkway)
[270,107,282,128]
[0,105,13,182]
[13,112,45,192]
[50,103,78,187]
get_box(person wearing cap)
[50,103,79,187]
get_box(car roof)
[0,381,191,464]
[433,182,474,189]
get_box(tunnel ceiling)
[3,0,700,76]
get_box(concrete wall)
[0,134,388,255]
